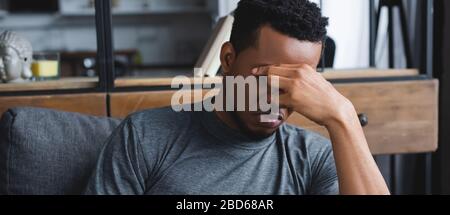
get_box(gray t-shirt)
[85,107,339,195]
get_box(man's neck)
[215,111,239,130]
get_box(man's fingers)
[268,75,293,92]
[271,94,293,109]
[268,66,299,78]
[267,63,309,68]
[252,64,317,78]
[277,64,314,70]
[252,65,297,77]
[251,66,270,76]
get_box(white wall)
[321,0,369,69]
[218,0,240,16]
[310,0,372,69]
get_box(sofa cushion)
[0,108,121,195]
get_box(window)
[111,0,216,80]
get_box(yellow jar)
[32,60,59,78]
[32,52,60,80]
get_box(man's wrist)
[324,99,360,132]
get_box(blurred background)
[0,0,429,78]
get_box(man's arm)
[253,64,390,195]
[325,101,390,195]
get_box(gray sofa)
[0,107,121,195]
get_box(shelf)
[0,69,420,93]
[115,76,222,88]
[0,77,98,93]
[322,68,419,80]
[115,69,420,88]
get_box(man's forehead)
[253,25,323,66]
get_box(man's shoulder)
[124,107,196,132]
[281,123,332,151]
[117,107,201,153]
[128,106,191,120]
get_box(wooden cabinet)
[287,80,438,155]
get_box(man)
[85,0,389,195]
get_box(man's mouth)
[255,112,284,128]
[255,110,283,119]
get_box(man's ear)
[220,42,236,76]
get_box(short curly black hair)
[230,0,328,54]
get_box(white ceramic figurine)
[0,31,33,83]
